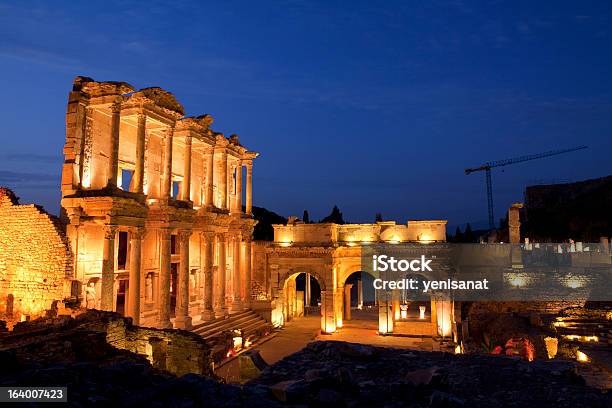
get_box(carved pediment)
[138,87,184,115]
[74,76,135,97]
[179,114,214,132]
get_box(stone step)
[202,318,267,341]
[200,315,265,339]
[192,311,253,334]
[556,318,612,325]
[192,310,252,331]
[241,319,269,336]
[559,329,611,335]
[196,313,263,337]
[193,309,268,340]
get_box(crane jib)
[464,145,588,230]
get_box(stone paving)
[216,311,443,383]
[319,320,439,351]
[215,315,322,382]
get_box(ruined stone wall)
[1,311,214,378]
[0,188,72,319]
[81,313,213,376]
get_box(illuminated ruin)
[60,76,257,329]
[252,220,452,335]
[1,77,451,338]
[2,78,609,381]
[0,188,72,320]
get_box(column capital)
[111,99,122,113]
[137,112,146,124]
[200,231,215,240]
[164,125,175,137]
[216,233,226,243]
[178,229,192,240]
[130,226,146,240]
[103,225,118,239]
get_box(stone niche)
[0,188,72,320]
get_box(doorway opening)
[116,279,128,315]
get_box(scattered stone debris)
[251,341,611,407]
[1,318,609,408]
[0,349,278,407]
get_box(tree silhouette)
[375,213,383,222]
[302,210,310,224]
[464,223,475,242]
[252,206,288,241]
[320,205,345,224]
[454,226,464,242]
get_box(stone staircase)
[554,314,612,347]
[553,308,612,389]
[192,309,271,341]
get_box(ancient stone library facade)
[0,76,451,336]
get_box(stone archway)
[341,271,377,322]
[275,268,338,333]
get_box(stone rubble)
[1,316,609,408]
[251,341,611,407]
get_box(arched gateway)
[249,220,453,337]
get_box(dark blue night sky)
[1,1,611,228]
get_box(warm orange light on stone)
[576,350,589,362]
[0,188,71,321]
[544,337,558,359]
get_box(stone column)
[357,276,363,307]
[335,286,344,328]
[127,227,144,325]
[161,125,175,199]
[205,150,214,206]
[107,101,121,188]
[508,203,523,244]
[305,273,311,308]
[181,135,192,201]
[600,236,610,254]
[392,291,401,321]
[231,234,243,312]
[378,298,394,334]
[219,152,228,210]
[320,290,336,333]
[435,298,453,338]
[245,161,253,214]
[201,232,215,320]
[215,233,227,317]
[227,162,233,210]
[243,237,252,307]
[158,229,172,328]
[133,113,146,194]
[75,101,87,188]
[344,284,352,321]
[100,225,117,311]
[175,230,192,329]
[235,162,243,213]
